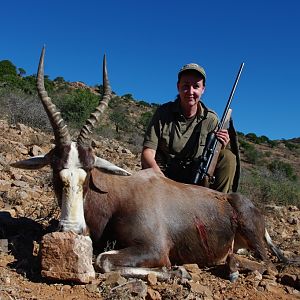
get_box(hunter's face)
[177,71,205,112]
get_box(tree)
[122,93,134,100]
[22,75,37,94]
[18,68,26,77]
[139,111,153,131]
[138,100,151,107]
[258,135,270,144]
[109,106,130,133]
[56,89,99,126]
[245,132,258,143]
[54,76,65,83]
[0,60,17,77]
[268,160,297,181]
[94,84,103,94]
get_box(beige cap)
[178,63,206,80]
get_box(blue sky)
[1,0,299,140]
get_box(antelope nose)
[57,223,65,232]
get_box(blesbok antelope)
[12,48,290,282]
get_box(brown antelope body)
[12,48,289,281]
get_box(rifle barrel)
[219,62,244,129]
[192,62,245,185]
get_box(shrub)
[267,140,278,148]
[54,76,65,83]
[18,68,26,77]
[122,93,134,100]
[283,141,299,151]
[264,151,272,158]
[0,74,21,88]
[137,100,151,107]
[95,125,117,140]
[0,88,51,131]
[239,140,263,164]
[0,60,17,77]
[108,95,121,108]
[257,135,270,144]
[94,84,103,95]
[55,89,99,128]
[267,160,297,181]
[245,132,258,143]
[239,168,300,207]
[21,75,36,94]
[109,107,133,133]
[244,132,279,146]
[138,111,154,131]
[126,131,144,154]
[0,72,53,95]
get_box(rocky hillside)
[0,119,300,299]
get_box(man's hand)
[215,129,230,148]
[141,147,165,176]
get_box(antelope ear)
[90,168,108,193]
[94,157,131,176]
[11,155,51,170]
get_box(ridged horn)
[77,54,112,146]
[37,46,71,145]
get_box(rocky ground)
[0,119,299,300]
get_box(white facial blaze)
[59,142,87,234]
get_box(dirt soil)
[0,120,299,300]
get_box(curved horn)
[37,46,71,145]
[77,54,112,146]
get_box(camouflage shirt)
[143,97,218,171]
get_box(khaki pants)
[210,149,236,193]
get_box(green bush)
[18,68,26,77]
[109,106,132,132]
[257,135,270,144]
[108,95,121,108]
[138,111,153,131]
[0,73,21,87]
[239,168,300,207]
[239,140,263,164]
[283,141,299,151]
[245,133,258,143]
[94,84,103,95]
[267,160,297,181]
[55,89,99,127]
[122,93,134,100]
[54,76,65,83]
[244,132,279,147]
[0,71,55,95]
[267,140,278,148]
[264,151,272,158]
[0,60,17,77]
[137,100,151,107]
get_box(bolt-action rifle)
[192,63,244,186]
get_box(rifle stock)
[205,109,232,181]
[192,109,232,186]
[192,63,244,186]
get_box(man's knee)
[218,149,236,174]
[211,149,236,193]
